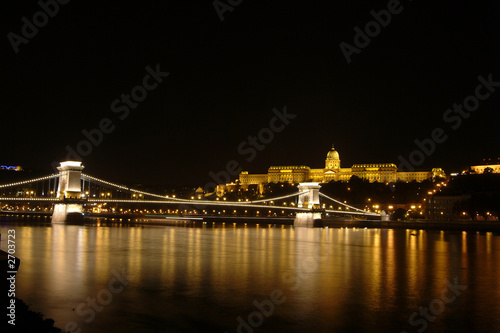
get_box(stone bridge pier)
[294,182,323,227]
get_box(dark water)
[1,216,500,333]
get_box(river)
[1,215,500,333]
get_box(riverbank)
[146,217,500,232]
[7,298,64,333]
[321,219,500,232]
[1,250,63,332]
[2,212,499,232]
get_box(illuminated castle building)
[233,146,445,190]
[469,157,500,174]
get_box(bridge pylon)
[52,161,85,224]
[56,161,84,199]
[297,182,321,209]
[295,182,323,227]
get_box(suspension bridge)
[0,161,382,226]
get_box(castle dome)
[326,146,340,160]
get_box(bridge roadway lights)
[52,161,85,224]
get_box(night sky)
[2,0,499,187]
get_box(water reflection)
[1,220,499,332]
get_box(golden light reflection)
[75,227,88,287]
[186,228,202,294]
[237,227,250,291]
[127,227,143,281]
[384,229,396,302]
[15,227,35,296]
[10,222,500,333]
[161,230,174,290]
[96,226,111,281]
[486,232,492,255]
[366,229,382,312]
[317,228,345,323]
[290,228,324,321]
[462,231,467,254]
[432,231,449,289]
[258,227,268,277]
[279,226,293,271]
[405,230,422,305]
[51,225,68,292]
[217,227,228,292]
[387,228,393,249]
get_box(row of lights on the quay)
[460,211,498,221]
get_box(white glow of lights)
[323,209,378,216]
[249,191,309,204]
[82,174,170,200]
[0,174,60,189]
[60,161,83,168]
[0,197,59,202]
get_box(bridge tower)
[52,161,85,224]
[297,182,321,209]
[295,182,323,227]
[56,161,84,199]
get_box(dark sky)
[2,0,499,187]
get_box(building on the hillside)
[470,157,500,174]
[426,194,471,221]
[239,145,445,186]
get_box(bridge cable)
[81,174,170,200]
[82,174,309,205]
[319,192,372,214]
[249,191,309,204]
[0,173,60,189]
